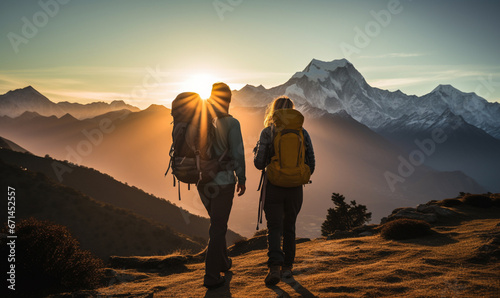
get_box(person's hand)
[236,184,246,196]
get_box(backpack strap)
[270,124,276,140]
[164,161,171,177]
[194,149,202,185]
[297,130,303,167]
[178,179,181,201]
[278,132,283,168]
[218,148,229,162]
[256,170,267,230]
[269,124,276,159]
[164,143,174,176]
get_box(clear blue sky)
[1,0,499,108]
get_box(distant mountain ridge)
[0,155,204,259]
[231,58,500,191]
[0,95,489,237]
[0,146,243,246]
[232,59,500,139]
[0,86,140,119]
[0,60,497,237]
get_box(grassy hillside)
[0,159,203,260]
[90,195,499,297]
[0,148,243,245]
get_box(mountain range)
[0,58,497,238]
[0,96,486,239]
[0,150,203,260]
[0,86,140,119]
[232,59,500,192]
[0,142,245,259]
[233,58,500,139]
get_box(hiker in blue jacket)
[198,82,246,289]
[253,96,315,285]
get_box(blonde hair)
[264,96,294,127]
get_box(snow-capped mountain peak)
[1,85,53,105]
[431,84,460,94]
[232,58,500,139]
[292,58,353,82]
[426,84,487,109]
[306,58,350,72]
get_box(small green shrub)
[1,218,104,296]
[441,198,463,207]
[463,194,492,208]
[381,218,432,240]
[321,193,372,236]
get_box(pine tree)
[321,193,372,236]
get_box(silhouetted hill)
[0,148,243,245]
[0,136,29,153]
[0,159,203,260]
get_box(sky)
[1,0,499,109]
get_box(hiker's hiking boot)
[281,266,292,279]
[265,265,281,286]
[203,276,225,290]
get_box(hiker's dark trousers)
[197,183,234,285]
[264,182,303,268]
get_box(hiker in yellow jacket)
[253,96,315,285]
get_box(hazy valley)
[1,59,497,239]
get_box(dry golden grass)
[94,205,500,297]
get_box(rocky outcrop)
[381,204,457,224]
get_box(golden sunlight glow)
[181,73,218,99]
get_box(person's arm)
[303,129,315,175]
[253,127,271,170]
[228,119,246,191]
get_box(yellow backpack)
[266,109,311,187]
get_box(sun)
[181,73,218,99]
